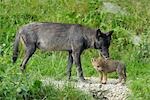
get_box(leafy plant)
[0,0,150,99]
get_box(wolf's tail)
[12,31,21,63]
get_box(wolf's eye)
[97,66,100,67]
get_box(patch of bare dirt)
[42,77,130,100]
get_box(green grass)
[0,0,150,99]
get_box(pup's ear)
[91,58,95,62]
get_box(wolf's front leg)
[72,51,85,82]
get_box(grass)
[0,0,150,99]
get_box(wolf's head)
[94,29,113,59]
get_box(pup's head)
[91,57,104,71]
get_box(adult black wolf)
[12,22,113,81]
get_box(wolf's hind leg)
[20,44,36,72]
[67,51,73,80]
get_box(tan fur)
[91,57,126,84]
[20,36,25,46]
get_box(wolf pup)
[91,57,126,84]
[12,22,113,82]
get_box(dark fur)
[12,22,113,81]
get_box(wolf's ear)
[107,30,114,36]
[96,29,104,38]
[97,29,101,33]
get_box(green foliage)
[0,0,150,99]
[0,55,92,100]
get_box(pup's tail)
[124,64,127,78]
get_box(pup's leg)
[102,72,107,84]
[99,72,103,83]
[118,72,124,84]
[117,66,125,84]
[122,72,126,84]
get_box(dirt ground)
[42,77,130,100]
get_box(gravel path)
[42,77,130,100]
